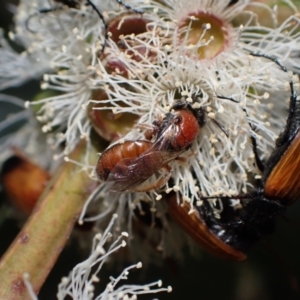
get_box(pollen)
[173,185,180,192]
[156,194,162,200]
[178,11,231,60]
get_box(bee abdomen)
[96,140,152,181]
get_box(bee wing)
[107,150,181,192]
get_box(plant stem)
[0,142,97,300]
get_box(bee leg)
[135,123,160,140]
[162,164,172,172]
[136,124,158,141]
[175,156,186,163]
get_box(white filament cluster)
[23,215,171,300]
[0,0,300,264]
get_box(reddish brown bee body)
[96,106,205,192]
[97,140,153,182]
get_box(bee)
[96,103,206,192]
[168,53,300,261]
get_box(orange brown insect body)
[167,195,247,261]
[96,140,153,182]
[96,104,205,192]
[168,53,300,261]
[263,111,300,206]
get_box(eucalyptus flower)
[23,215,171,300]
[1,0,300,298]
